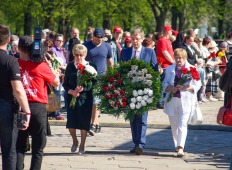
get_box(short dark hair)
[202,38,211,46]
[184,35,191,43]
[54,34,63,41]
[0,24,10,46]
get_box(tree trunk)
[218,0,225,36]
[24,12,33,36]
[178,6,185,31]
[155,10,168,32]
[102,14,111,30]
[171,6,178,31]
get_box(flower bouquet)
[94,58,161,121]
[70,63,98,108]
[167,67,200,102]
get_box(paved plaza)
[1,100,232,169]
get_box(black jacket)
[180,43,197,65]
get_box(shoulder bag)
[46,84,61,112]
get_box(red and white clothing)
[156,37,174,68]
[18,59,56,104]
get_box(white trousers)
[168,97,191,149]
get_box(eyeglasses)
[131,38,142,42]
[55,40,63,43]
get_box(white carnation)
[56,57,64,66]
[136,103,142,109]
[147,80,152,86]
[138,90,143,95]
[141,100,147,106]
[142,68,148,73]
[130,103,135,109]
[143,95,149,101]
[146,74,152,79]
[143,88,148,94]
[137,96,142,102]
[133,90,138,97]
[132,70,136,74]
[148,90,153,96]
[147,98,153,104]
[131,97,137,103]
[85,65,98,75]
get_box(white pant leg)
[176,108,191,149]
[168,98,181,148]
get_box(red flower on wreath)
[118,80,122,84]
[106,95,111,99]
[110,103,114,107]
[122,102,127,107]
[181,68,188,74]
[122,97,127,102]
[116,73,121,78]
[111,86,115,90]
[120,90,125,95]
[110,77,114,82]
[113,93,118,98]
[104,87,109,91]
[115,102,119,105]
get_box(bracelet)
[26,113,31,115]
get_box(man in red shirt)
[156,25,175,68]
[16,36,59,170]
[156,26,175,108]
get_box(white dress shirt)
[131,46,142,59]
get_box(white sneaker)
[208,97,218,102]
[177,149,185,157]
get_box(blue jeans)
[130,111,148,148]
[0,100,18,170]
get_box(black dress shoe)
[129,148,135,153]
[135,146,143,155]
[157,103,164,109]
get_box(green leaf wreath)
[94,58,161,121]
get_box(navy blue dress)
[63,62,96,131]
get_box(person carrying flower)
[63,44,97,154]
[163,48,201,157]
[120,29,158,155]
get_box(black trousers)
[16,102,47,170]
[197,86,203,101]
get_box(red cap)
[125,36,131,42]
[163,25,173,32]
[172,30,178,37]
[113,26,122,33]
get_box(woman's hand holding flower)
[75,86,84,93]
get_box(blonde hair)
[174,48,187,60]
[72,44,87,57]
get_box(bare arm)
[11,80,31,128]
[162,51,175,64]
[107,58,113,68]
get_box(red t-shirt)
[156,37,174,68]
[18,59,56,104]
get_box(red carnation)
[118,80,122,84]
[116,73,121,78]
[120,90,125,95]
[110,77,114,82]
[106,95,111,99]
[122,102,127,107]
[62,48,65,53]
[111,86,115,90]
[181,68,188,74]
[115,102,119,105]
[122,97,127,102]
[190,67,197,73]
[111,103,114,107]
[104,87,109,91]
[113,93,118,98]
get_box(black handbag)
[212,66,222,81]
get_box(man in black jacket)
[180,35,197,66]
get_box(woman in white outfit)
[163,48,201,157]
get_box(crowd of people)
[0,22,231,169]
